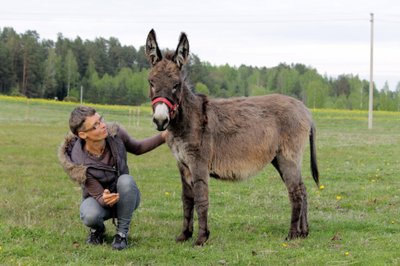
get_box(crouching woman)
[58,106,166,250]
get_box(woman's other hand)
[103,189,120,207]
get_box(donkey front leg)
[193,166,210,246]
[176,163,195,242]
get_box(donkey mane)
[171,83,209,135]
[163,51,175,60]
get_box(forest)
[0,27,399,111]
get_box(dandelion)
[391,220,395,224]
[282,243,288,247]
[344,251,350,256]
[336,195,342,201]
[319,185,325,190]
[165,192,171,197]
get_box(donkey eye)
[172,83,180,94]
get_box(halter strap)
[151,97,179,115]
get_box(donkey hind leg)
[274,156,309,240]
[287,182,308,240]
[176,164,195,242]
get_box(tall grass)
[0,96,399,265]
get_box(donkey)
[145,29,319,246]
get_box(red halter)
[151,97,179,116]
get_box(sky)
[1,0,399,91]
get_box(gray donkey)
[145,29,319,246]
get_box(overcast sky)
[1,0,399,90]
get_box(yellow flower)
[319,185,325,190]
[165,192,171,197]
[282,243,288,247]
[336,195,342,201]
[344,252,350,256]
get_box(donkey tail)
[310,123,320,186]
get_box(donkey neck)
[170,83,207,133]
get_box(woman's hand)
[103,189,120,207]
[161,130,168,141]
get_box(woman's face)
[78,113,108,141]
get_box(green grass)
[1,96,400,265]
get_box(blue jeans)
[80,174,141,235]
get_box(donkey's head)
[145,29,189,131]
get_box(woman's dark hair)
[69,106,96,135]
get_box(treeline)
[0,27,399,111]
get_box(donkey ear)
[145,29,162,66]
[174,32,189,69]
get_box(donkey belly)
[209,147,275,181]
[208,119,279,181]
[210,165,265,181]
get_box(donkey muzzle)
[151,97,178,131]
[153,115,169,131]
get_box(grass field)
[0,95,399,265]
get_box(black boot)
[111,232,128,250]
[86,226,105,245]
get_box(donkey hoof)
[194,230,210,246]
[300,231,309,238]
[176,230,193,242]
[194,237,208,246]
[176,234,189,242]
[286,230,308,240]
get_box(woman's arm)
[85,177,107,206]
[119,127,166,155]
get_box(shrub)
[63,96,79,102]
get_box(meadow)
[0,95,399,265]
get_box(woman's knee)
[80,198,105,227]
[117,174,141,209]
[80,208,103,227]
[117,174,138,193]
